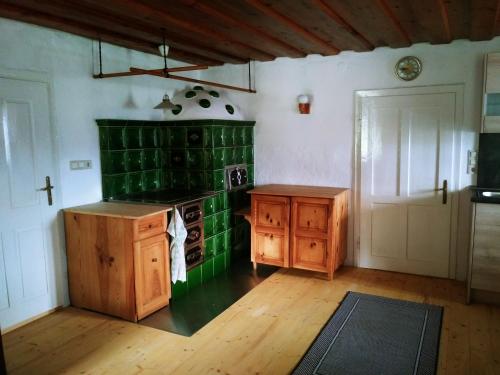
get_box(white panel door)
[0,78,62,329]
[359,92,456,278]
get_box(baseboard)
[1,306,63,335]
[470,289,500,306]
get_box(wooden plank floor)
[3,266,500,374]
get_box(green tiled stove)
[97,119,255,299]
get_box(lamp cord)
[162,31,169,78]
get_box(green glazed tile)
[188,171,204,190]
[222,127,234,147]
[109,151,127,174]
[214,211,227,234]
[234,127,244,146]
[144,170,160,190]
[211,148,224,170]
[203,127,213,148]
[233,147,245,164]
[128,172,144,193]
[99,127,109,150]
[213,253,225,276]
[187,128,203,147]
[202,258,214,283]
[224,147,234,166]
[224,251,231,268]
[103,174,128,198]
[126,150,143,172]
[204,215,215,238]
[187,149,204,169]
[248,164,254,184]
[204,171,215,191]
[244,127,254,146]
[160,128,169,148]
[203,197,215,217]
[108,127,126,150]
[171,280,187,299]
[160,170,169,189]
[213,192,223,212]
[170,127,187,148]
[142,127,157,148]
[224,228,233,252]
[126,127,142,149]
[170,150,186,169]
[187,265,202,289]
[212,127,224,147]
[213,170,225,191]
[204,236,215,258]
[100,151,111,174]
[215,232,225,254]
[204,149,214,169]
[171,170,188,189]
[160,149,168,169]
[143,149,159,170]
[244,146,254,164]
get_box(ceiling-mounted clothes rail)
[93,39,256,94]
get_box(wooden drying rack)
[93,39,256,94]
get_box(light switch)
[70,160,92,170]
[467,150,477,174]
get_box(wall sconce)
[297,95,311,114]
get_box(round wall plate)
[395,56,422,81]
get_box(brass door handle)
[37,176,54,206]
[434,179,448,204]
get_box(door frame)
[0,67,67,325]
[353,85,464,279]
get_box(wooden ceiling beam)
[60,0,248,64]
[111,0,275,61]
[0,2,223,66]
[437,0,452,42]
[179,0,305,58]
[245,0,339,55]
[311,0,374,50]
[375,0,413,45]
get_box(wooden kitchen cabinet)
[64,202,172,321]
[249,185,349,280]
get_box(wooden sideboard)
[64,202,172,321]
[467,202,500,304]
[248,185,349,280]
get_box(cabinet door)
[291,197,332,274]
[251,195,290,267]
[134,234,170,320]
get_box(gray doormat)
[293,292,443,375]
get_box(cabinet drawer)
[134,213,166,241]
[252,195,289,231]
[254,231,288,267]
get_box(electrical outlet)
[70,160,92,170]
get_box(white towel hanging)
[167,208,187,283]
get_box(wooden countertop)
[64,202,172,219]
[248,184,349,199]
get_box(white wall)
[201,38,500,280]
[0,18,197,209]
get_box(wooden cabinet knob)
[152,258,158,262]
[307,220,311,226]
[148,224,153,229]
